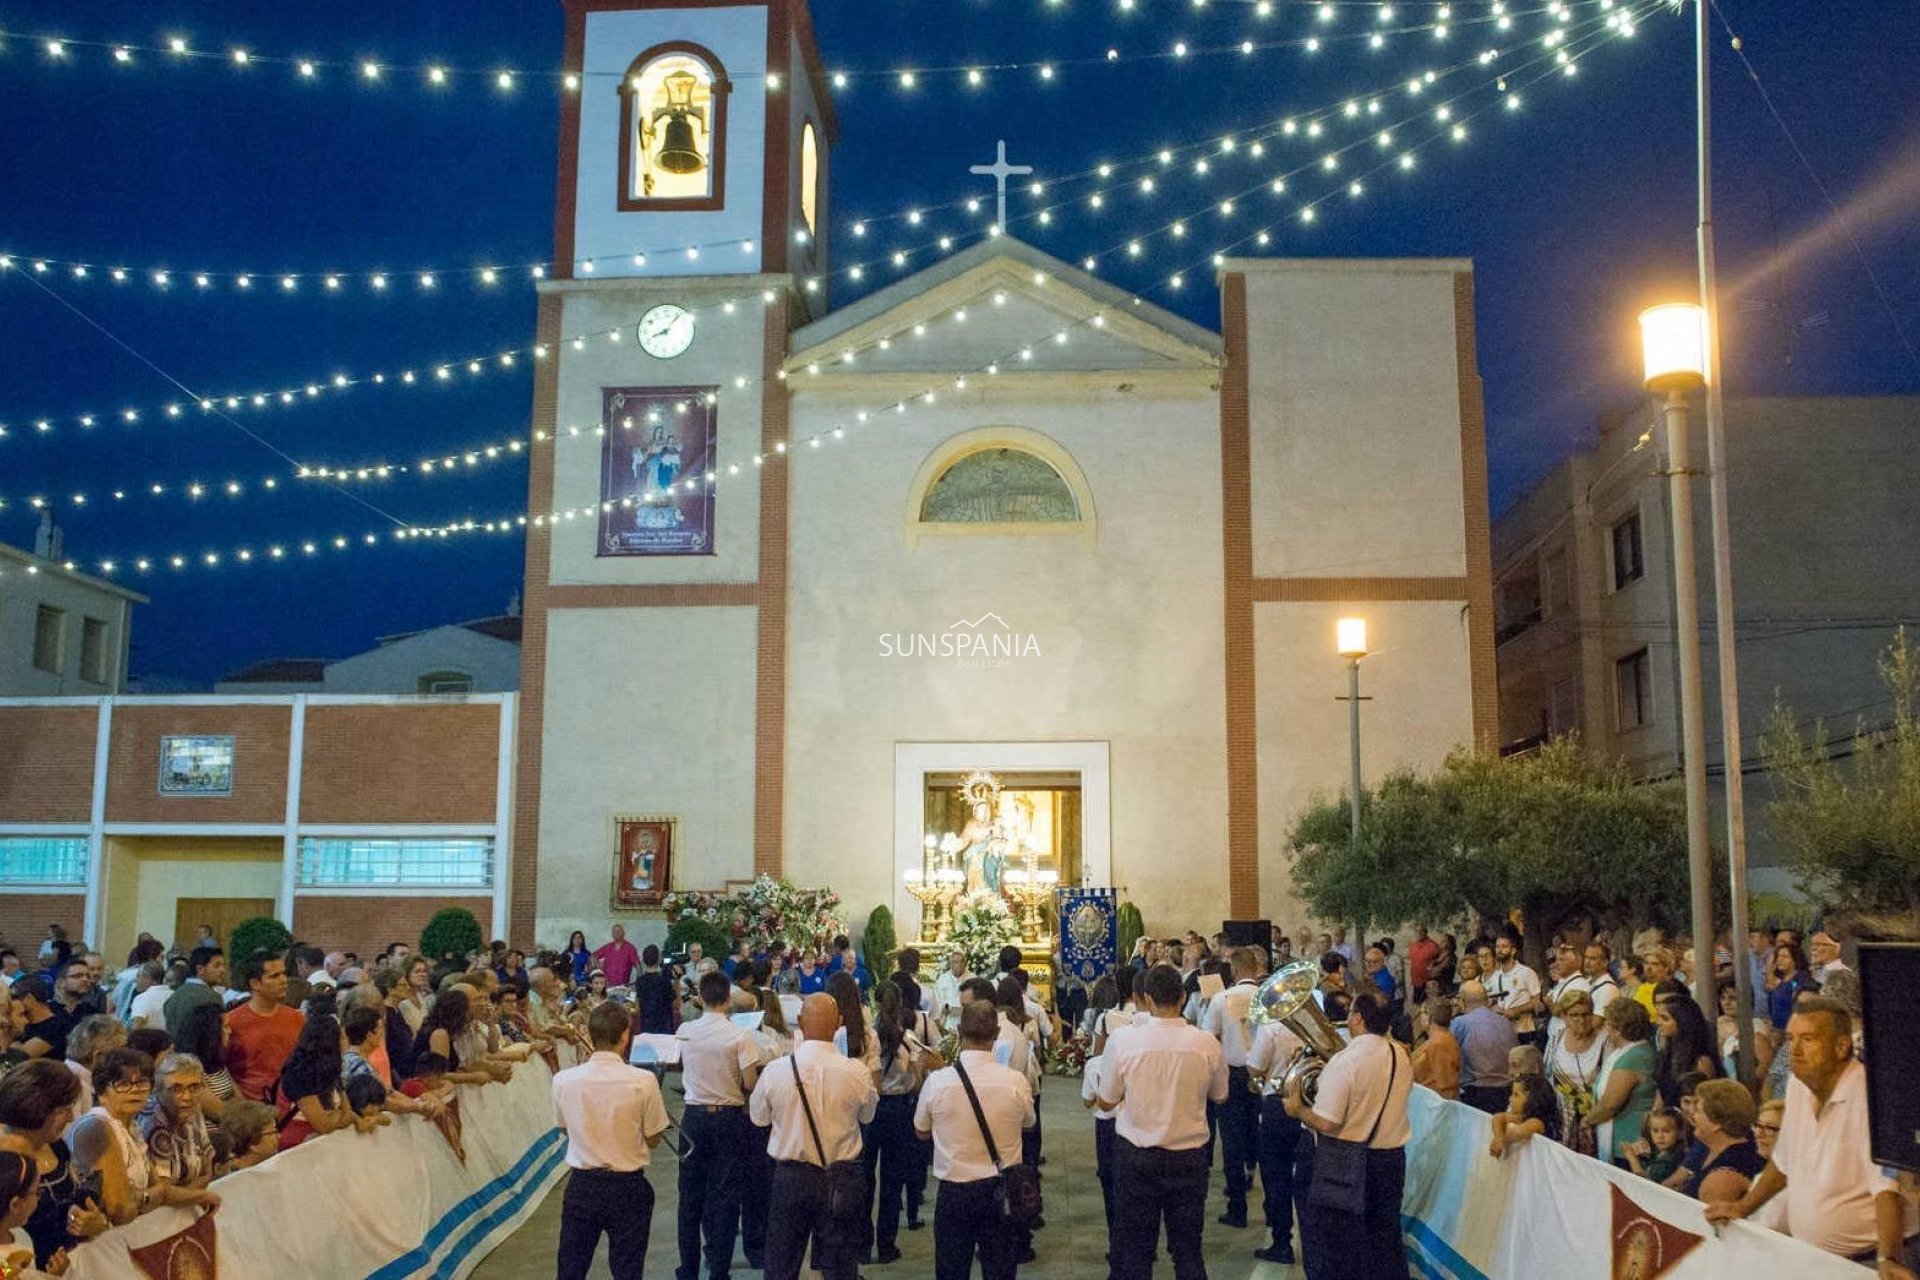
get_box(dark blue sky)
[3,0,1916,683]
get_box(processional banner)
[1055,887,1116,991]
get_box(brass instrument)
[1247,958,1346,1103]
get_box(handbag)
[1307,1041,1400,1216]
[791,1058,867,1221]
[954,1058,1044,1226]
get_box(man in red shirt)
[225,951,305,1102]
[590,924,641,989]
[1408,925,1441,998]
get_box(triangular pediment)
[786,238,1222,381]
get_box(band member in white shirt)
[1099,963,1229,1280]
[916,1001,1037,1280]
[931,950,971,1038]
[1247,991,1306,1265]
[550,1002,671,1280]
[677,970,762,1279]
[750,993,879,1280]
[1200,946,1266,1229]
[1282,990,1413,1280]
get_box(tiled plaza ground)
[473,1081,1300,1279]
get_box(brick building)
[0,694,514,961]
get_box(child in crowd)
[1624,1106,1689,1185]
[1489,1073,1561,1157]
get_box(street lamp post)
[1337,617,1370,962]
[1639,304,1719,1030]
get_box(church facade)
[515,0,1498,946]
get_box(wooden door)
[174,898,276,953]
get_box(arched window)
[618,44,730,212]
[920,449,1080,524]
[800,121,820,236]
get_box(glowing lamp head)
[1638,303,1708,394]
[1336,617,1369,660]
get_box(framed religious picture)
[598,386,718,556]
[158,735,235,797]
[611,814,677,910]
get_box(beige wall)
[1242,264,1468,580]
[534,607,760,948]
[100,837,282,958]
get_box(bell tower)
[553,0,834,294]
[513,1,835,944]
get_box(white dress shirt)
[1311,1033,1412,1149]
[1081,1054,1118,1120]
[127,983,171,1030]
[551,1050,670,1171]
[1773,1059,1915,1256]
[1098,1015,1229,1151]
[914,1050,1035,1183]
[679,1010,760,1106]
[994,1013,1035,1084]
[1246,1019,1306,1097]
[750,1039,878,1165]
[932,970,968,1034]
[1200,980,1261,1067]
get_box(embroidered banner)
[1055,886,1117,991]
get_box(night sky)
[2,0,1916,685]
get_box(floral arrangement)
[948,895,1023,975]
[663,875,846,956]
[1044,1032,1090,1078]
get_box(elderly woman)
[1677,1078,1766,1203]
[71,1048,217,1223]
[1582,998,1659,1167]
[139,1053,217,1189]
[1546,989,1607,1155]
[62,1015,127,1125]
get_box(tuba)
[1247,958,1346,1103]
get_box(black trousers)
[765,1160,865,1280]
[934,1177,1019,1280]
[1094,1118,1117,1257]
[1257,1096,1303,1248]
[738,1122,773,1266]
[1112,1138,1209,1280]
[557,1168,653,1280]
[677,1106,748,1280]
[1303,1145,1409,1280]
[864,1094,919,1251]
[1460,1084,1508,1115]
[1220,1069,1260,1211]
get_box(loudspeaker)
[1858,942,1920,1173]
[1220,919,1273,949]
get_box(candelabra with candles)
[906,835,966,944]
[1002,857,1058,944]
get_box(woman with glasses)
[1546,990,1607,1156]
[69,1048,217,1223]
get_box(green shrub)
[666,915,730,961]
[862,905,897,975]
[420,907,485,967]
[228,916,293,965]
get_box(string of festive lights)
[6,1,1601,103]
[0,0,1622,299]
[0,285,778,445]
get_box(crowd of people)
[0,914,1910,1280]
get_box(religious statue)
[955,772,1005,895]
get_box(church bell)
[655,70,706,175]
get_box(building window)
[0,837,88,886]
[32,606,65,674]
[297,837,492,888]
[618,44,730,212]
[1611,512,1645,590]
[920,448,1081,524]
[80,618,109,685]
[800,121,820,236]
[1615,648,1652,730]
[418,671,474,695]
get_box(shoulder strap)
[953,1058,1006,1173]
[1363,1040,1401,1145]
[791,1056,829,1168]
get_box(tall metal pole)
[1695,0,1755,1081]
[1661,391,1720,1029]
[1349,658,1364,963]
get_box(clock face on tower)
[638,304,696,359]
